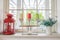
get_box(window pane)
[38,0,51,9]
[9,0,17,9]
[16,10,22,29]
[23,0,36,9]
[9,10,22,29]
[38,0,45,9]
[38,10,51,19]
[17,0,22,9]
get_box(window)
[8,0,56,35]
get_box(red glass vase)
[27,13,31,20]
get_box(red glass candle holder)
[3,14,15,35]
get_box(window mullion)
[51,0,57,33]
[45,0,49,19]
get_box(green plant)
[41,18,57,27]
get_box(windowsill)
[0,33,60,38]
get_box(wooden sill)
[0,33,59,38]
[20,25,39,27]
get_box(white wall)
[57,0,60,33]
[0,0,3,33]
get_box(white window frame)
[3,0,57,34]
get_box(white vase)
[46,27,52,35]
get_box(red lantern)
[27,13,31,20]
[3,14,15,35]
